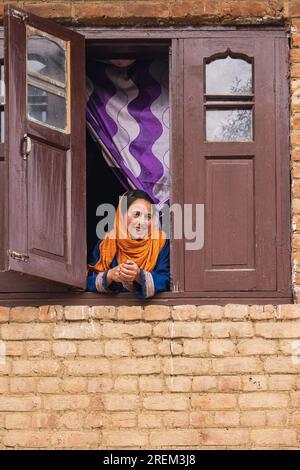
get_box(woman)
[86,190,170,299]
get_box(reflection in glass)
[0,111,4,142]
[27,34,66,86]
[0,63,4,142]
[0,64,4,105]
[206,109,252,142]
[28,85,67,130]
[206,56,252,95]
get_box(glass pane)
[206,56,252,95]
[28,85,67,130]
[206,109,252,142]
[27,30,66,87]
[0,63,4,142]
[0,63,4,105]
[0,110,4,142]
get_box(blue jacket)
[86,238,170,299]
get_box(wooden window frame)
[0,25,292,306]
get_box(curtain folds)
[86,59,170,210]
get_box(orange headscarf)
[88,192,167,272]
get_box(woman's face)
[126,198,153,240]
[109,59,136,68]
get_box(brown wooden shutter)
[183,34,290,294]
[4,5,86,288]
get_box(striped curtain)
[86,59,170,210]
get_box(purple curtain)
[86,59,170,210]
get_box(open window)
[85,39,170,262]
[0,5,292,305]
[2,4,86,289]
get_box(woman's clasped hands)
[107,260,141,285]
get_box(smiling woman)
[86,189,170,299]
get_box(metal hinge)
[21,134,32,161]
[8,249,29,262]
[11,9,29,22]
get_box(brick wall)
[0,304,300,449]
[0,0,300,450]
[0,0,293,26]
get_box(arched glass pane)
[206,56,252,95]
[27,33,66,86]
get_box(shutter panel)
[183,35,284,293]
[4,5,86,288]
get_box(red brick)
[138,413,162,428]
[117,306,143,320]
[32,413,58,429]
[144,305,171,321]
[57,412,83,430]
[26,341,51,357]
[43,395,90,411]
[214,411,239,426]
[191,393,236,410]
[0,307,9,323]
[104,394,139,411]
[112,358,160,375]
[0,397,41,411]
[102,430,148,447]
[64,306,89,321]
[171,305,197,320]
[199,429,248,446]
[12,360,60,376]
[139,376,164,392]
[38,305,63,322]
[192,376,217,391]
[10,378,36,394]
[143,394,189,410]
[78,339,104,356]
[250,429,297,446]
[4,430,51,448]
[153,322,203,338]
[61,377,87,394]
[212,357,262,374]
[255,321,300,338]
[5,414,32,429]
[190,411,214,427]
[10,307,38,322]
[37,378,61,394]
[111,412,136,428]
[114,376,138,392]
[2,324,51,340]
[197,305,223,320]
[150,429,199,447]
[92,306,116,320]
[206,322,253,338]
[51,431,99,448]
[163,411,189,427]
[102,323,152,338]
[163,357,209,375]
[23,2,72,20]
[239,392,289,409]
[64,359,110,375]
[53,323,101,339]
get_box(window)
[0,5,292,305]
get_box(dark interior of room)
[86,39,170,261]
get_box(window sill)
[0,290,293,306]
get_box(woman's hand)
[106,265,126,285]
[119,260,141,284]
